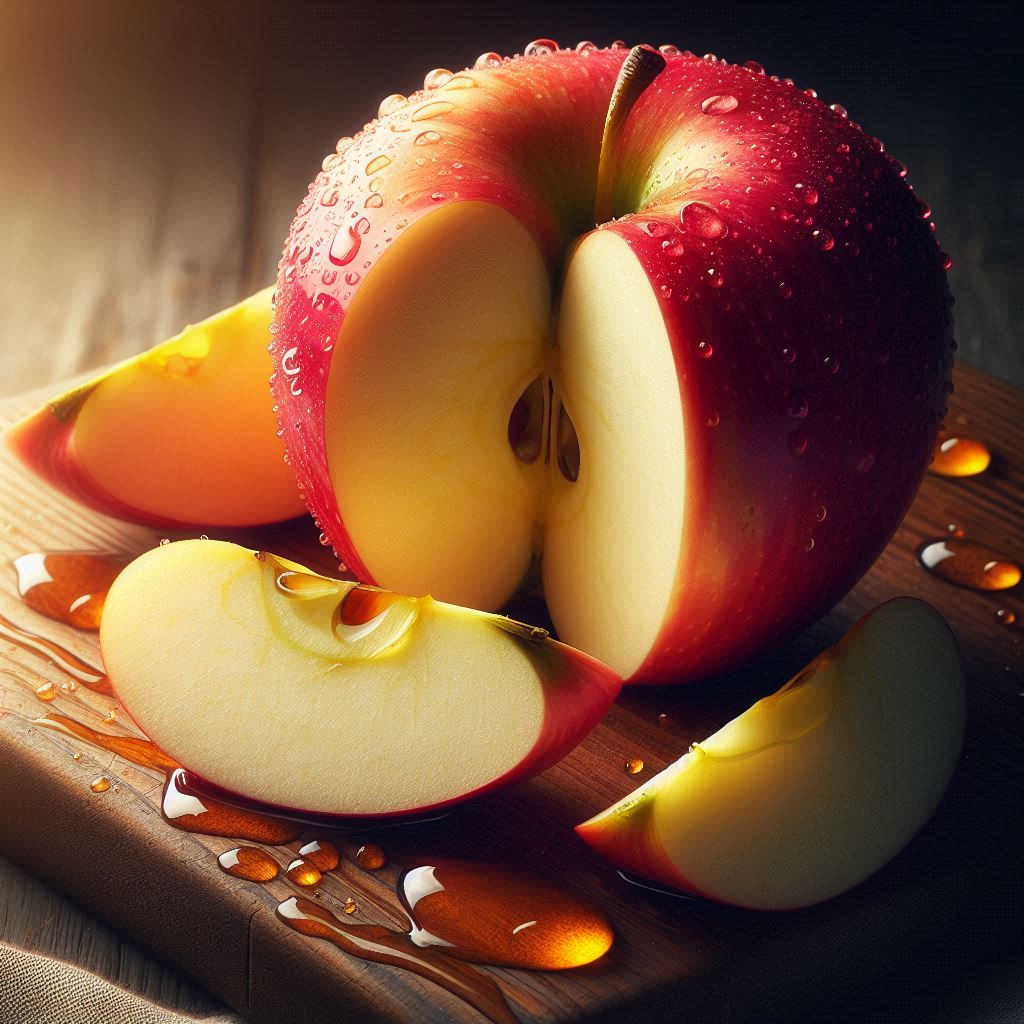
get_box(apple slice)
[576,598,966,910]
[5,288,306,527]
[100,539,621,817]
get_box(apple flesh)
[6,288,305,527]
[271,45,953,684]
[100,539,621,817]
[576,598,966,910]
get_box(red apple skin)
[270,47,952,683]
[110,624,622,821]
[5,400,176,528]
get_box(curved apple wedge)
[576,598,966,910]
[100,540,621,818]
[5,288,306,527]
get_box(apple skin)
[575,598,966,910]
[270,46,953,683]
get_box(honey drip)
[0,613,111,694]
[34,713,180,772]
[90,776,111,793]
[919,538,1022,591]
[355,843,386,870]
[398,859,614,970]
[162,769,301,844]
[298,839,340,871]
[276,897,518,1024]
[286,858,323,887]
[218,847,280,882]
[929,433,991,478]
[12,551,129,630]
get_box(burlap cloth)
[0,944,243,1024]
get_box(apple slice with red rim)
[271,43,953,684]
[6,288,305,527]
[576,597,966,910]
[100,539,621,818]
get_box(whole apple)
[270,42,952,684]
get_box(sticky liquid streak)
[0,612,112,694]
[277,897,519,1024]
[12,551,129,630]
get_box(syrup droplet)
[929,434,991,478]
[624,758,644,775]
[298,839,340,872]
[162,769,301,844]
[342,897,358,915]
[398,859,614,970]
[12,552,129,630]
[701,94,739,115]
[919,539,1022,591]
[0,613,111,694]
[996,608,1017,627]
[90,776,110,793]
[34,714,180,773]
[35,682,56,702]
[276,897,518,1024]
[356,843,387,870]
[287,859,323,888]
[219,847,280,882]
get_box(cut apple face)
[100,539,621,817]
[326,201,685,680]
[6,288,306,527]
[576,598,966,910]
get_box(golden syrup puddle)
[12,551,129,630]
[919,537,1022,591]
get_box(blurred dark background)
[0,0,1021,394]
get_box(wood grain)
[0,363,1020,1024]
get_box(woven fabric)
[0,944,242,1024]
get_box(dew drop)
[706,267,725,288]
[365,155,392,176]
[788,428,809,457]
[743,60,765,74]
[836,142,851,155]
[701,94,739,115]
[414,130,442,146]
[659,44,681,56]
[795,183,819,205]
[475,51,503,68]
[782,346,797,364]
[812,228,835,250]
[378,94,406,118]
[424,68,453,90]
[814,505,828,522]
[680,202,729,239]
[413,101,453,122]
[786,390,809,419]
[524,39,558,57]
[830,103,848,118]
[696,340,714,359]
[778,282,793,299]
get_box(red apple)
[269,43,952,684]
[101,539,621,818]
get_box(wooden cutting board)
[0,364,1021,1024]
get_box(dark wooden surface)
[0,3,1021,1020]
[0,365,1021,1024]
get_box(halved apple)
[5,288,306,527]
[576,598,966,910]
[100,539,621,817]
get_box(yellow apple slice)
[5,288,306,527]
[100,539,621,817]
[576,598,966,909]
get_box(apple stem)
[594,45,666,225]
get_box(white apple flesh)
[100,540,621,818]
[576,598,966,910]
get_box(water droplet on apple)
[785,390,809,418]
[424,68,453,90]
[320,189,339,207]
[525,39,559,56]
[701,94,739,115]
[795,183,819,205]
[344,271,360,286]
[836,142,851,154]
[824,356,840,374]
[415,130,442,146]
[782,347,797,364]
[659,284,673,298]
[779,282,793,299]
[804,538,816,551]
[788,428,809,457]
[940,252,952,271]
[705,411,720,427]
[378,95,406,118]
[812,228,835,251]
[412,101,454,122]
[475,51,503,68]
[855,447,876,473]
[431,191,447,202]
[743,60,765,74]
[829,103,848,118]
[659,44,681,56]
[706,268,725,288]
[640,221,669,237]
[696,340,714,359]
[611,40,627,50]
[329,225,362,266]
[814,505,828,522]
[680,202,729,239]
